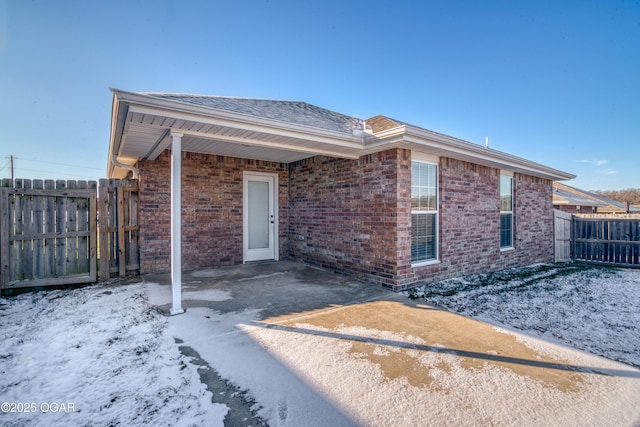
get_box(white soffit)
[117,107,362,162]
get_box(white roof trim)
[366,125,575,181]
[108,88,576,182]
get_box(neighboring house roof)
[553,185,606,207]
[107,89,576,182]
[553,182,640,213]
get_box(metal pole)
[10,155,14,182]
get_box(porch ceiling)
[109,90,366,178]
[121,115,353,164]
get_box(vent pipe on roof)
[485,136,489,148]
[111,155,139,179]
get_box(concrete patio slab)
[144,261,640,426]
[143,260,392,318]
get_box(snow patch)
[146,282,232,306]
[0,284,226,426]
[407,264,640,368]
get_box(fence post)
[0,180,11,290]
[117,185,126,277]
[89,181,97,282]
[571,215,576,262]
[98,179,110,281]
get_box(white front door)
[243,172,278,262]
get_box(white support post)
[170,132,184,315]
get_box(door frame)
[243,171,279,263]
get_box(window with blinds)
[411,161,438,263]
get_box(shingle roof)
[553,185,605,207]
[553,182,640,212]
[365,115,404,133]
[144,93,364,135]
[582,190,640,213]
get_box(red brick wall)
[394,157,554,290]
[288,149,408,286]
[511,173,554,265]
[137,149,554,290]
[137,150,288,274]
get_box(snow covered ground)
[0,283,226,426]
[1,263,639,426]
[406,263,640,369]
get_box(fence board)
[77,191,89,274]
[98,179,110,281]
[89,188,97,282]
[126,187,139,271]
[0,185,10,287]
[66,181,78,275]
[109,182,117,274]
[44,180,56,278]
[55,180,68,278]
[33,180,44,278]
[117,186,125,277]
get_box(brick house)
[553,182,640,215]
[107,89,574,311]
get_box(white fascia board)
[367,125,575,181]
[405,125,576,180]
[107,91,128,178]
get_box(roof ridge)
[142,92,303,103]
[142,92,361,120]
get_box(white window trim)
[412,152,440,163]
[411,159,439,266]
[412,259,441,268]
[500,173,514,250]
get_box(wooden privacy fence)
[573,217,640,268]
[0,178,139,292]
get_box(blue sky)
[0,0,638,190]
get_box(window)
[411,161,438,263]
[500,174,513,248]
